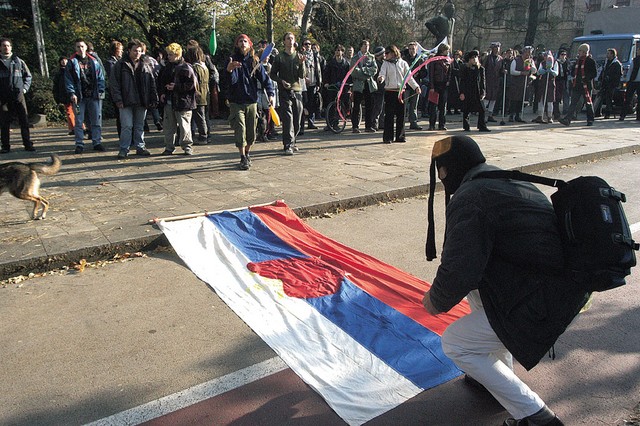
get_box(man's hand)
[227,58,242,72]
[422,291,442,316]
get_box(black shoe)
[383,140,392,144]
[508,115,514,122]
[117,149,128,159]
[515,116,525,123]
[438,126,447,131]
[308,124,319,130]
[161,149,174,156]
[239,155,250,170]
[74,145,84,154]
[503,414,563,426]
[93,144,106,152]
[68,131,74,135]
[395,138,406,143]
[586,121,594,126]
[427,126,436,131]
[487,116,497,122]
[409,125,423,130]
[559,118,570,126]
[352,128,361,134]
[24,144,36,152]
[136,148,151,156]
[155,122,163,131]
[266,134,278,140]
[478,127,491,132]
[365,127,377,133]
[0,147,10,154]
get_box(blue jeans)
[74,98,102,147]
[119,106,147,151]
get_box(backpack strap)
[473,170,567,189]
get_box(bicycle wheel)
[326,101,346,134]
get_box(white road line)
[84,220,640,426]
[85,357,288,426]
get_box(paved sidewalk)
[1,113,639,279]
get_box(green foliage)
[215,0,300,59]
[26,73,66,123]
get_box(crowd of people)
[1,34,639,169]
[2,32,634,426]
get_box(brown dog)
[0,154,62,219]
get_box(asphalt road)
[1,153,639,426]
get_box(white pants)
[441,290,545,420]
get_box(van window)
[569,38,634,62]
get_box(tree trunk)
[265,0,274,44]
[525,0,539,46]
[300,0,313,40]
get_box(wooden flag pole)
[150,200,282,224]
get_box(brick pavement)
[1,114,638,279]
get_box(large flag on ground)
[158,201,470,425]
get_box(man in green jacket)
[271,32,305,155]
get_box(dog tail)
[30,154,62,176]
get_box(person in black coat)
[459,50,490,132]
[423,135,588,426]
[447,50,463,115]
[598,48,622,119]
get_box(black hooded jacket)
[429,163,589,370]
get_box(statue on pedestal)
[425,0,456,51]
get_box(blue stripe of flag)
[207,209,307,262]
[209,208,461,389]
[306,278,461,389]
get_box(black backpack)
[474,170,639,292]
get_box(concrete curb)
[2,144,637,280]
